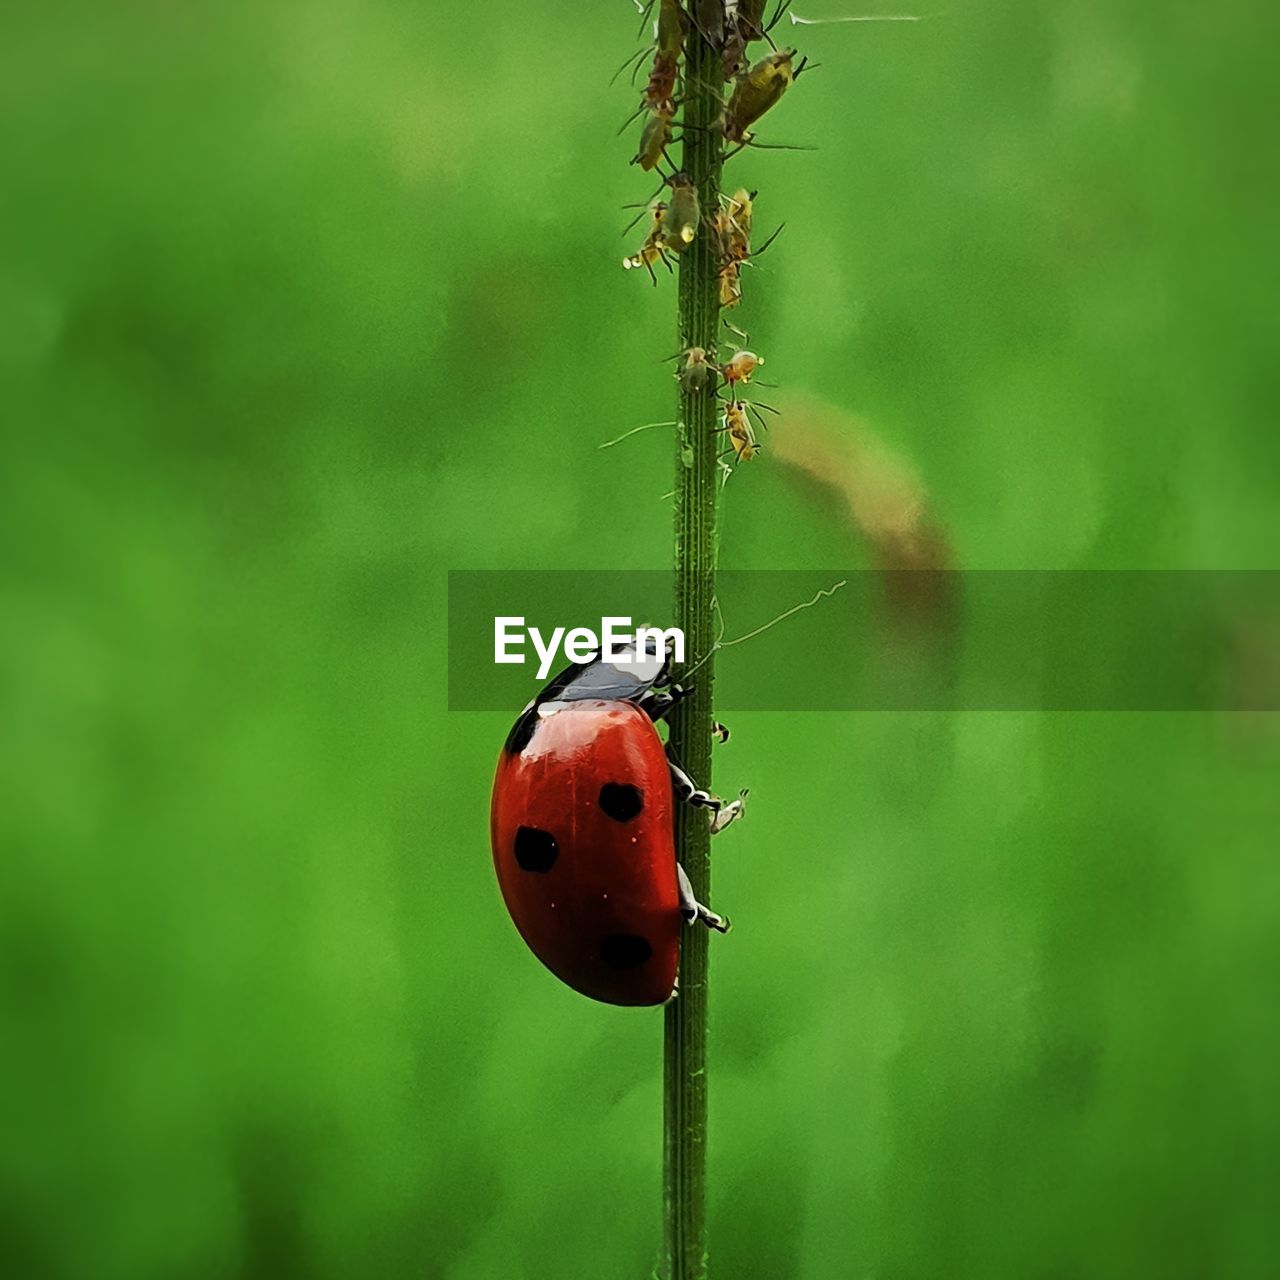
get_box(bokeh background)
[2,1,1278,1276]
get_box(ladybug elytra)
[490,642,744,1006]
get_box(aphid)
[618,41,681,138]
[723,32,747,80]
[721,349,764,386]
[719,188,756,261]
[632,99,677,171]
[671,346,715,394]
[623,201,675,283]
[631,0,688,58]
[643,48,680,112]
[725,0,793,74]
[625,241,675,283]
[738,0,770,41]
[721,391,780,460]
[722,400,760,462]
[491,646,742,1006]
[692,0,725,44]
[660,172,700,252]
[719,259,743,308]
[614,0,684,92]
[713,189,783,310]
[657,0,688,59]
[619,48,681,141]
[722,2,748,78]
[720,48,809,143]
[638,197,670,242]
[637,1,685,116]
[712,189,753,309]
[739,0,792,44]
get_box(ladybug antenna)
[678,579,849,681]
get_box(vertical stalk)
[664,16,723,1280]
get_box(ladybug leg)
[677,864,731,934]
[710,790,748,834]
[668,760,749,834]
[640,686,729,742]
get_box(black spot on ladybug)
[598,782,644,822]
[514,826,558,873]
[599,934,653,969]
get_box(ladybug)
[490,641,744,1006]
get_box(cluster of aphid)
[619,1,809,470]
[671,330,775,463]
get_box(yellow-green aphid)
[718,258,743,308]
[723,400,759,461]
[721,48,804,143]
[721,349,763,386]
[674,347,714,394]
[636,198,669,245]
[623,201,673,283]
[632,101,675,171]
[714,189,754,308]
[661,172,701,252]
[657,0,688,59]
[720,188,755,260]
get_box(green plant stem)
[664,17,723,1280]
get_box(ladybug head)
[607,625,673,688]
[503,627,679,755]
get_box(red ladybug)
[490,644,744,1006]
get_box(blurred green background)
[2,1,1278,1276]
